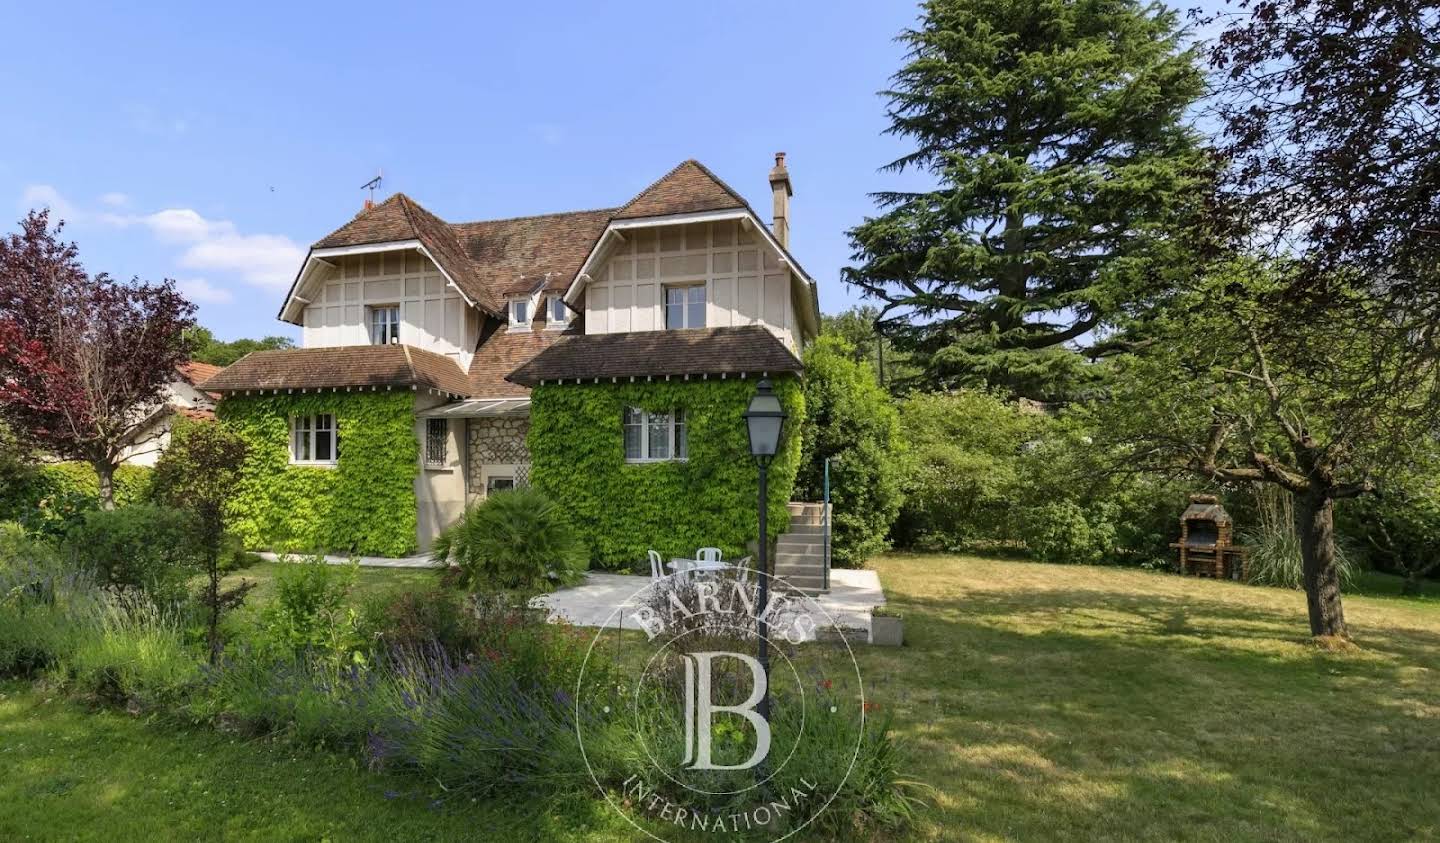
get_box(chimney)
[768,152,793,248]
[362,197,375,212]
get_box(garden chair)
[647,550,666,581]
[696,547,723,564]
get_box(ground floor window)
[623,407,687,462]
[290,414,337,465]
[425,418,448,467]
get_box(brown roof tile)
[506,326,803,387]
[613,160,748,220]
[453,208,614,296]
[177,361,223,385]
[201,345,471,397]
[467,326,572,397]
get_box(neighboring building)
[117,361,220,466]
[202,156,821,565]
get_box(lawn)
[2,555,1437,841]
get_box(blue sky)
[0,1,935,341]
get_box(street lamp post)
[743,378,787,724]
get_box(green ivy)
[529,377,804,569]
[218,393,419,557]
[0,461,152,539]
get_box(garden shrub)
[893,389,1042,550]
[62,503,201,602]
[0,461,152,541]
[794,335,905,567]
[529,377,804,568]
[361,587,471,654]
[0,520,56,570]
[1241,486,1360,590]
[431,488,588,592]
[219,393,419,557]
[256,557,364,667]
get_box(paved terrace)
[257,553,886,640]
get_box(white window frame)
[424,418,448,469]
[368,305,400,345]
[664,283,706,330]
[624,407,687,463]
[545,294,570,330]
[289,413,338,466]
[509,298,530,331]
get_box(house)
[201,156,821,567]
[117,361,221,466]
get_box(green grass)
[5,555,1439,841]
[0,679,633,842]
[857,554,1440,841]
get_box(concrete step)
[786,503,830,526]
[775,574,827,593]
[783,523,825,537]
[775,552,822,568]
[776,538,824,556]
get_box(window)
[290,414,338,465]
[665,285,706,330]
[546,295,569,328]
[368,306,400,345]
[424,418,448,468]
[624,407,687,462]
[509,299,530,329]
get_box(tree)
[1098,261,1440,638]
[151,419,252,662]
[1208,0,1440,293]
[185,325,294,367]
[844,0,1211,399]
[794,335,905,567]
[0,211,195,508]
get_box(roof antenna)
[360,170,383,210]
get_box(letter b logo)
[680,652,771,771]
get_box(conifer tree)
[846,0,1210,399]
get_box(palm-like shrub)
[1241,486,1359,589]
[430,488,587,592]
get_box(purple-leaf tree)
[0,210,196,508]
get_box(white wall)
[583,220,798,349]
[301,251,478,368]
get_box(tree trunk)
[1295,493,1348,638]
[1401,569,1424,597]
[94,459,117,511]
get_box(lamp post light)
[743,378,787,724]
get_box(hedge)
[528,377,804,569]
[0,461,153,537]
[218,392,419,557]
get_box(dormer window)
[368,305,400,345]
[546,295,569,329]
[509,299,530,331]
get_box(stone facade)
[466,417,531,494]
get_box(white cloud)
[176,230,303,288]
[18,185,305,290]
[20,184,79,220]
[177,278,234,304]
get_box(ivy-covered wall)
[529,377,805,569]
[219,392,419,557]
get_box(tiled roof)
[311,194,505,317]
[200,345,472,397]
[300,159,785,316]
[507,326,803,387]
[613,160,748,220]
[467,325,572,397]
[453,208,614,296]
[177,361,223,385]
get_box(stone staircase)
[772,502,830,594]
